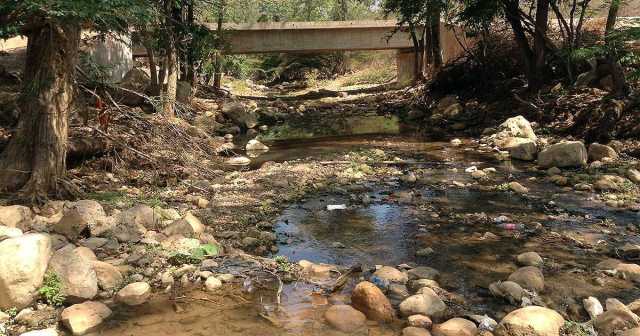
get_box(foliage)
[168,243,220,265]
[38,272,66,306]
[0,0,153,39]
[274,255,293,272]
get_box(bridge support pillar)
[396,49,418,85]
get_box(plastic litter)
[497,223,525,230]
[327,204,347,211]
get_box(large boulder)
[495,306,565,336]
[516,252,543,267]
[594,306,640,336]
[324,304,366,333]
[48,245,98,302]
[432,318,477,336]
[508,266,544,292]
[61,301,112,336]
[399,288,447,319]
[0,205,33,230]
[538,141,587,168]
[494,116,537,143]
[223,101,258,129]
[616,263,640,283]
[588,143,618,162]
[0,234,52,310]
[53,201,111,239]
[110,205,160,242]
[403,327,432,336]
[351,281,395,322]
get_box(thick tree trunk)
[430,11,443,73]
[503,0,535,86]
[604,0,626,96]
[531,0,550,91]
[146,44,160,96]
[213,0,226,91]
[0,22,80,200]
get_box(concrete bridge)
[135,20,470,84]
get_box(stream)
[98,114,640,336]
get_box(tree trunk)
[531,0,550,91]
[0,21,80,200]
[213,0,226,91]
[430,11,443,73]
[604,0,626,96]
[503,0,535,86]
[186,2,197,87]
[145,44,160,96]
[162,0,178,118]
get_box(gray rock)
[324,304,366,333]
[408,267,440,281]
[501,137,538,161]
[508,266,544,292]
[374,266,408,284]
[53,200,111,239]
[48,246,98,302]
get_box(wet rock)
[538,141,588,168]
[241,237,260,250]
[92,261,124,291]
[501,137,537,161]
[0,205,33,230]
[489,281,525,305]
[205,277,222,291]
[116,282,151,306]
[615,263,640,283]
[495,306,564,336]
[408,314,433,328]
[594,305,640,336]
[246,139,269,151]
[416,248,435,257]
[472,170,487,179]
[53,200,111,239]
[547,167,562,175]
[0,234,51,310]
[351,281,395,322]
[374,266,408,284]
[226,156,251,166]
[388,283,411,304]
[403,327,432,336]
[516,252,543,267]
[324,304,366,333]
[48,245,98,302]
[549,175,568,186]
[508,182,529,194]
[588,143,618,162]
[408,267,440,281]
[584,296,604,319]
[433,318,478,336]
[399,288,447,318]
[595,175,630,192]
[508,266,544,292]
[61,301,112,335]
[409,279,440,292]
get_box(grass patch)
[38,272,66,306]
[341,67,395,87]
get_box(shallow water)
[100,116,640,335]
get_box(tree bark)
[213,0,226,91]
[0,21,80,200]
[430,10,443,73]
[604,0,626,96]
[531,0,550,91]
[162,0,178,118]
[503,0,535,86]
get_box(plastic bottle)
[497,223,525,230]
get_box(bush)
[38,272,66,306]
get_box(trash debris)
[327,204,347,211]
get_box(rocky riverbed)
[1,90,639,336]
